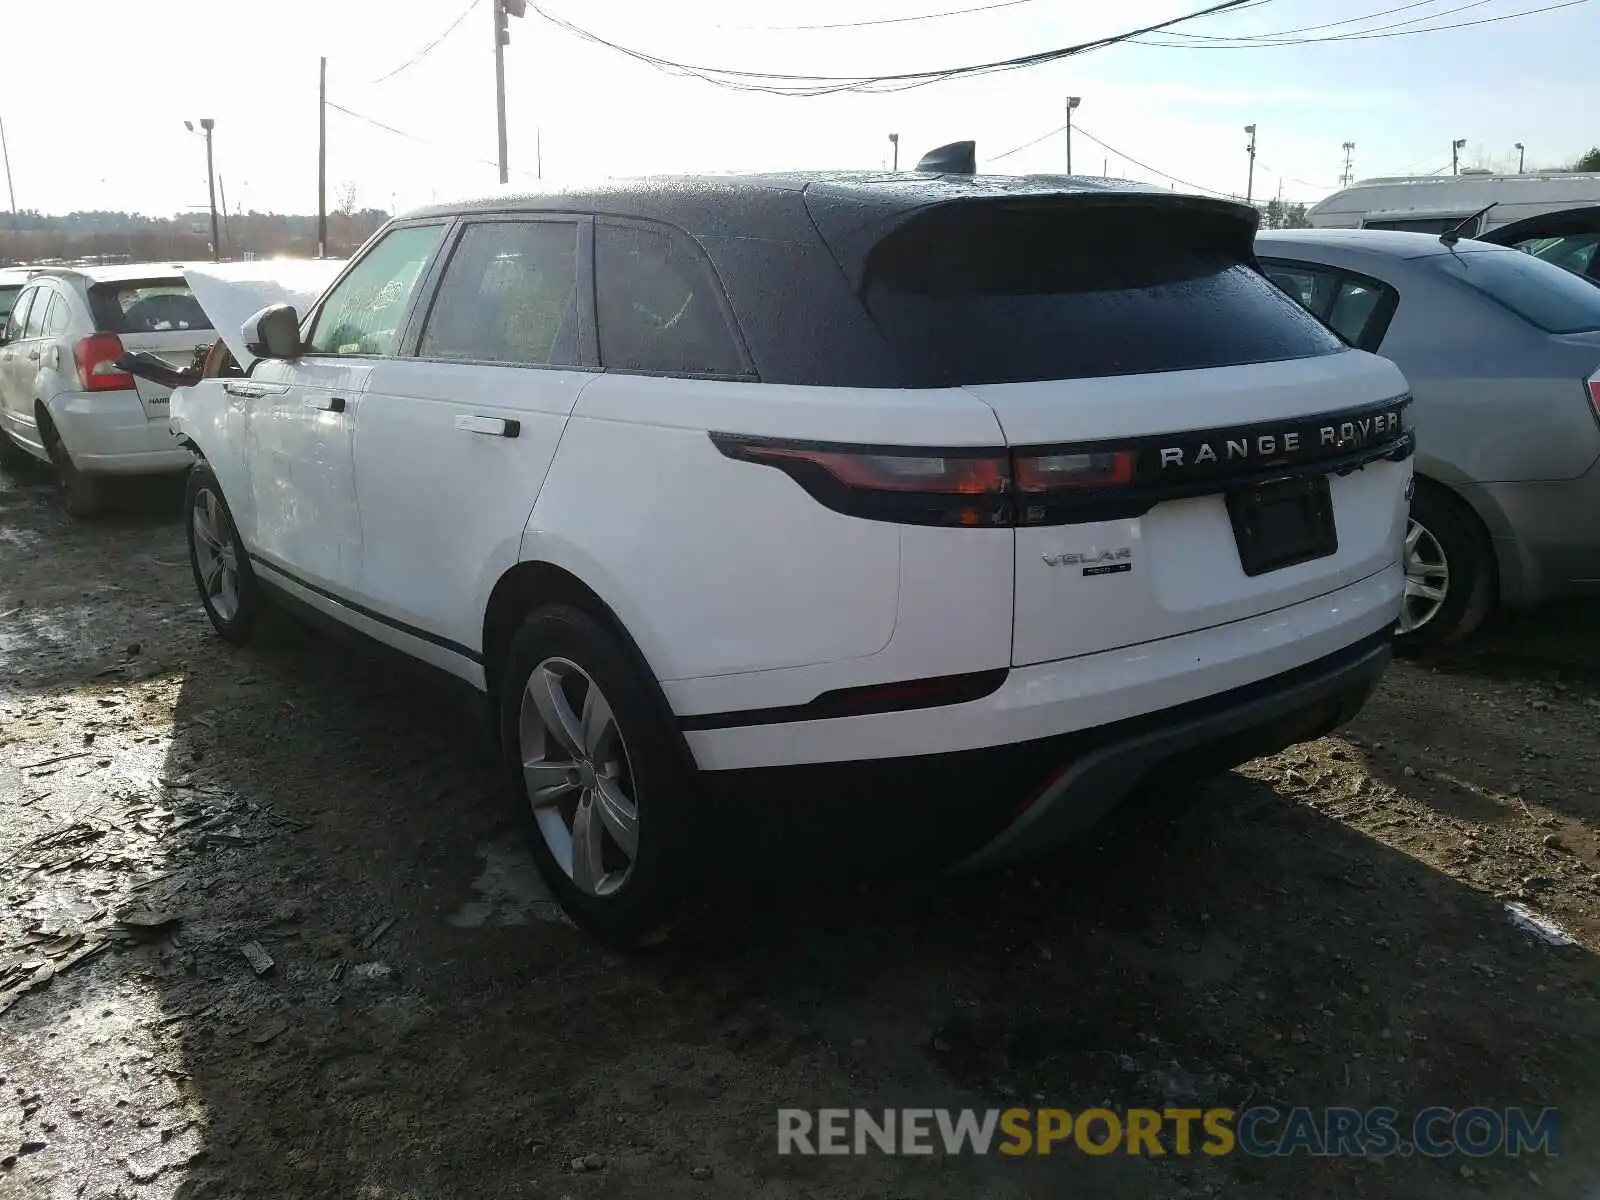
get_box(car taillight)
[74,334,134,392]
[1588,375,1600,424]
[710,435,1012,527]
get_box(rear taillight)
[1588,376,1600,424]
[74,333,133,392]
[709,436,1011,528]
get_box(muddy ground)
[1,461,1598,1200]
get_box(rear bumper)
[1465,468,1600,605]
[682,565,1400,771]
[44,390,190,474]
[698,628,1391,873]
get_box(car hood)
[183,259,346,369]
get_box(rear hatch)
[851,194,1413,666]
[87,278,214,419]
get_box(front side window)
[1431,246,1600,334]
[6,287,38,340]
[1516,233,1600,279]
[0,286,21,327]
[308,223,446,357]
[595,222,745,377]
[419,220,584,367]
[20,288,49,339]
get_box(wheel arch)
[1411,469,1512,607]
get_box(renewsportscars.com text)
[777,1106,1557,1159]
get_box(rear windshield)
[1430,247,1600,334]
[88,279,212,334]
[0,286,20,325]
[861,205,1344,385]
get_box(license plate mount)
[1226,475,1338,577]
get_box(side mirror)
[243,304,301,361]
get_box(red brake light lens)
[75,334,134,392]
[743,445,1006,495]
[1588,376,1600,422]
[1014,450,1136,491]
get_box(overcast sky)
[2,0,1595,217]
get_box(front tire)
[185,464,263,644]
[498,606,696,946]
[1396,481,1493,654]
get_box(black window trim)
[401,212,599,371]
[290,217,455,367]
[1257,257,1400,352]
[592,214,758,383]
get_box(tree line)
[0,208,392,266]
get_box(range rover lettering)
[169,157,1413,944]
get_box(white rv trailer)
[1307,172,1600,237]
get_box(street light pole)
[1244,123,1257,204]
[1515,142,1525,173]
[185,119,221,262]
[494,0,527,185]
[888,133,899,171]
[1452,138,1466,175]
[1065,96,1081,175]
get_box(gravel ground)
[2,461,1599,1200]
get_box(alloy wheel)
[192,487,241,622]
[1399,517,1449,633]
[518,657,640,897]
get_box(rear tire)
[185,464,263,644]
[42,424,104,518]
[1396,481,1493,654]
[498,605,697,947]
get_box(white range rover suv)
[169,166,1414,943]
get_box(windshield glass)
[1431,247,1600,334]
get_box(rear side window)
[40,293,71,337]
[1431,247,1600,334]
[419,220,586,367]
[89,280,211,333]
[1364,216,1471,235]
[862,205,1344,386]
[595,222,745,377]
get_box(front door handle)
[305,395,346,413]
[455,414,520,438]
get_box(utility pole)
[1065,96,1081,175]
[888,133,899,171]
[218,176,230,258]
[1341,141,1355,188]
[494,0,527,184]
[536,123,543,181]
[186,119,221,263]
[1451,138,1466,175]
[1515,142,1525,173]
[0,114,14,214]
[1244,123,1257,204]
[318,57,328,258]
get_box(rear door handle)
[26,351,39,361]
[305,395,346,413]
[455,414,520,438]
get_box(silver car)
[1257,228,1600,649]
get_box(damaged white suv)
[170,159,1413,943]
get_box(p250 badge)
[1042,547,1132,577]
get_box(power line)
[1154,0,1487,40]
[1069,125,1234,197]
[371,0,483,84]
[325,100,539,179]
[721,0,1042,31]
[1138,0,1585,45]
[988,122,1069,163]
[528,0,1282,96]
